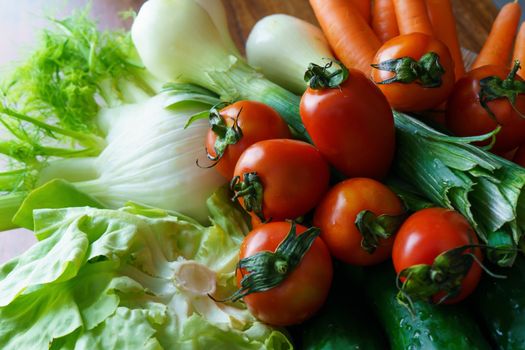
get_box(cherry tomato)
[205,101,291,179]
[237,222,332,326]
[314,178,404,266]
[300,68,395,179]
[392,208,482,304]
[232,139,330,221]
[371,33,455,112]
[446,65,525,152]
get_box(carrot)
[351,0,371,23]
[426,0,465,79]
[372,0,399,43]
[393,0,434,36]
[310,0,381,75]
[512,22,525,78]
[472,1,521,69]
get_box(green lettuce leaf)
[0,188,291,350]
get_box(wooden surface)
[0,0,500,263]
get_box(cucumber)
[474,255,525,349]
[299,264,386,350]
[365,264,491,350]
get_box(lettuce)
[0,188,292,349]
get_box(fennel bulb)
[39,94,226,223]
[131,0,308,140]
[246,14,335,94]
[0,188,292,349]
[0,11,224,229]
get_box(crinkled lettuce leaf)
[0,187,291,350]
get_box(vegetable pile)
[2,0,525,349]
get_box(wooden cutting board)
[0,0,500,263]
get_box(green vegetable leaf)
[12,179,105,230]
[0,189,291,349]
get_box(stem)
[0,169,31,192]
[355,210,407,253]
[231,173,265,222]
[225,223,320,302]
[1,107,106,151]
[37,157,98,185]
[37,146,101,158]
[304,61,349,89]
[503,60,521,89]
[372,52,445,88]
[0,191,26,231]
[479,61,525,120]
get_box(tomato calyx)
[371,52,445,88]
[231,172,265,222]
[207,106,243,162]
[227,223,321,302]
[355,210,406,254]
[396,245,477,309]
[304,60,349,89]
[479,60,525,121]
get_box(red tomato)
[392,208,482,304]
[233,139,330,221]
[205,101,291,179]
[300,68,395,179]
[314,178,404,266]
[446,65,525,153]
[237,222,332,326]
[371,33,455,112]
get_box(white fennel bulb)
[41,94,226,223]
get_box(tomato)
[205,101,291,179]
[237,222,332,326]
[371,33,455,112]
[232,139,330,221]
[300,67,395,179]
[392,208,482,304]
[313,178,404,266]
[446,65,525,153]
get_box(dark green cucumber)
[365,264,491,350]
[299,264,386,350]
[474,255,525,349]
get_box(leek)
[393,112,525,266]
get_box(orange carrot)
[426,0,465,79]
[512,22,525,78]
[372,0,399,43]
[393,0,434,36]
[310,0,381,75]
[472,1,521,69]
[351,0,371,23]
